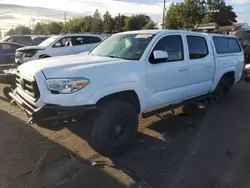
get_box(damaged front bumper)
[9,92,97,124]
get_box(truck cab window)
[187,36,208,59]
[150,35,184,63]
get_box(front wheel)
[90,100,138,157]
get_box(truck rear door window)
[213,37,242,54]
[187,36,208,59]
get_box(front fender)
[89,82,147,112]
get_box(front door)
[50,37,75,57]
[185,35,215,98]
[146,35,188,109]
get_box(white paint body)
[15,30,244,113]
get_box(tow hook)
[28,117,34,124]
[10,100,17,106]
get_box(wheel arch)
[39,54,51,59]
[212,69,236,92]
[96,90,141,114]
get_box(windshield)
[90,33,155,60]
[38,36,59,47]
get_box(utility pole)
[64,12,67,24]
[162,0,166,29]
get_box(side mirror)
[153,50,168,61]
[55,42,61,47]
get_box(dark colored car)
[0,35,33,46]
[32,36,49,45]
[0,42,25,64]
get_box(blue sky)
[0,0,249,33]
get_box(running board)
[142,94,210,118]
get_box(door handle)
[206,64,213,68]
[179,67,188,72]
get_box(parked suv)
[31,36,49,45]
[10,30,244,157]
[1,35,33,46]
[15,34,103,64]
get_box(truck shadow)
[67,104,207,187]
[0,109,129,188]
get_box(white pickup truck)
[9,30,244,157]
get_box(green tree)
[5,29,15,36]
[114,14,127,33]
[91,9,103,33]
[182,0,206,29]
[33,23,46,34]
[124,14,151,31]
[165,3,185,29]
[205,0,237,26]
[15,25,31,35]
[103,11,114,33]
[5,25,31,36]
[143,20,157,29]
[165,0,237,29]
[45,22,63,35]
[67,17,86,33]
[84,16,93,32]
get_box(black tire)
[212,77,232,102]
[3,86,12,100]
[90,100,138,157]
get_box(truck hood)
[18,54,130,78]
[17,46,46,51]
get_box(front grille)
[16,74,40,100]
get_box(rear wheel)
[212,77,232,102]
[90,100,138,157]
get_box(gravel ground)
[0,82,250,188]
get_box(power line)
[162,0,166,29]
[64,12,67,24]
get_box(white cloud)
[0,0,168,33]
[230,0,250,4]
[1,0,164,16]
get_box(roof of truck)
[118,29,238,39]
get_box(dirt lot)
[1,82,250,188]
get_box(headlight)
[45,78,89,94]
[25,50,38,57]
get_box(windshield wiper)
[107,55,129,60]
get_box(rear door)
[185,35,215,98]
[72,36,102,53]
[72,36,91,54]
[88,36,102,50]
